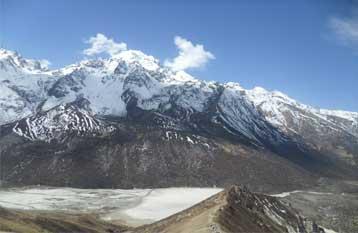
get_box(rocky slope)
[0,207,124,233]
[0,48,357,190]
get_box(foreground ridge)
[130,185,332,233]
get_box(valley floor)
[0,186,222,227]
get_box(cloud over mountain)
[83,33,127,57]
[165,36,215,71]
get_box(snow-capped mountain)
[13,100,115,142]
[1,48,357,139]
[245,86,358,136]
[0,49,57,125]
[0,48,357,190]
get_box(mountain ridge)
[0,48,357,191]
[1,48,357,127]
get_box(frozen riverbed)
[270,190,334,198]
[0,186,222,226]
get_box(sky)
[0,0,357,111]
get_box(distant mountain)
[0,48,357,191]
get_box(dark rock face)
[312,222,326,233]
[48,75,82,98]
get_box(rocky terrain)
[0,48,358,192]
[276,179,358,233]
[0,207,125,233]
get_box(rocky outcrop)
[216,185,308,233]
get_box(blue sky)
[1,0,358,111]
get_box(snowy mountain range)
[1,48,357,137]
[0,48,358,190]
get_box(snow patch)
[0,186,222,224]
[123,188,222,221]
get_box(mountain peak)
[225,82,244,91]
[0,48,50,73]
[112,49,160,71]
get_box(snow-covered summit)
[113,50,160,71]
[0,48,50,74]
[243,85,358,136]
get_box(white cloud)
[165,36,215,71]
[83,33,127,57]
[330,17,358,47]
[39,59,51,69]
